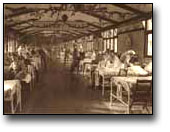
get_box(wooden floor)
[21,60,151,114]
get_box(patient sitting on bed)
[8,54,30,80]
[106,51,149,76]
[9,55,21,74]
[97,51,124,75]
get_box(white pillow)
[144,62,152,73]
[127,66,148,76]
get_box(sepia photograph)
[3,3,153,114]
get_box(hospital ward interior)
[4,4,152,114]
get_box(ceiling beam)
[81,11,119,24]
[58,31,77,37]
[21,12,152,43]
[113,4,147,15]
[86,22,101,29]
[22,28,81,38]
[73,29,90,35]
[30,26,91,36]
[86,29,96,33]
[116,12,152,26]
[24,20,100,29]
[66,12,152,42]
[77,20,101,29]
[5,6,27,12]
[15,25,33,32]
[22,29,78,36]
[7,18,38,27]
[95,12,152,33]
[66,30,83,36]
[41,32,76,36]
[21,29,36,34]
[19,30,41,37]
[34,32,77,39]
[5,8,36,19]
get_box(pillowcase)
[144,62,152,74]
[127,65,148,76]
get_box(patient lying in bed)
[97,50,151,76]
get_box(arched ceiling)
[4,4,152,41]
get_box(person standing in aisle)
[64,48,70,65]
[70,46,79,73]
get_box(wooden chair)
[130,79,152,113]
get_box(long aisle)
[23,60,116,114]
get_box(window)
[110,39,113,50]
[86,35,93,51]
[4,33,18,53]
[113,29,118,53]
[104,39,107,51]
[102,28,118,53]
[147,34,152,56]
[145,18,152,56]
[114,38,117,53]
